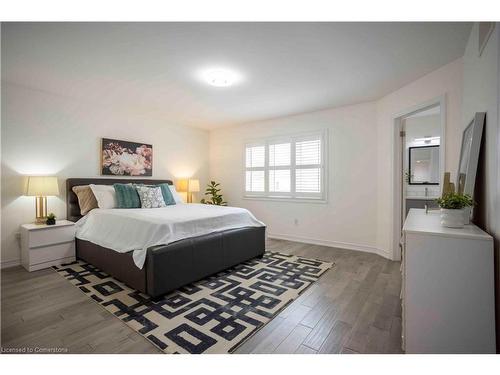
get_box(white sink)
[406,196,439,200]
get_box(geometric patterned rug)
[53,251,333,354]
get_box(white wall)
[210,102,383,256]
[211,58,463,260]
[376,58,463,258]
[1,82,210,267]
[461,22,500,349]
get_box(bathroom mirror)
[408,145,440,185]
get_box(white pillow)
[169,185,185,204]
[89,184,117,209]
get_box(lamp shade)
[188,179,200,193]
[26,176,59,196]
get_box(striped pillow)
[113,183,141,208]
[72,185,98,215]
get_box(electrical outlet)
[294,219,299,226]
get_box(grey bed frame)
[66,178,266,298]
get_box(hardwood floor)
[1,239,403,354]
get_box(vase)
[440,208,465,228]
[463,206,472,225]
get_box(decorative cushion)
[169,185,185,204]
[136,185,167,208]
[113,183,141,208]
[89,184,117,209]
[72,185,98,215]
[133,183,176,206]
[158,183,176,205]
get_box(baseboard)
[1,258,21,269]
[267,232,392,260]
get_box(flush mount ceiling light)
[199,68,243,88]
[414,136,440,143]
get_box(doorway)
[392,97,446,261]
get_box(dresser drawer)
[29,242,75,265]
[28,225,75,248]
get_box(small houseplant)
[435,193,473,228]
[46,212,56,226]
[200,181,227,206]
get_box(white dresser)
[20,220,76,272]
[401,209,496,353]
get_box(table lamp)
[188,179,200,203]
[176,179,189,203]
[26,176,59,224]
[177,179,188,193]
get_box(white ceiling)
[2,22,472,130]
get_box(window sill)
[242,196,327,204]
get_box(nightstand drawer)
[29,242,75,265]
[28,225,75,248]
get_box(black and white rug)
[53,251,333,354]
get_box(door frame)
[391,95,446,261]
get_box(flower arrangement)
[101,139,152,176]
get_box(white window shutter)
[269,143,291,167]
[296,168,321,193]
[246,145,265,168]
[245,145,265,193]
[245,131,326,200]
[246,170,265,192]
[269,169,291,192]
[296,139,321,165]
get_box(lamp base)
[34,196,48,225]
[35,216,48,225]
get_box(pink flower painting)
[101,138,153,176]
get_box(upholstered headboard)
[66,178,173,222]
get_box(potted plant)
[200,181,227,206]
[435,193,474,228]
[46,212,56,226]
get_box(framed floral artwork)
[101,138,153,176]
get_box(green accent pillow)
[158,183,176,205]
[113,183,141,208]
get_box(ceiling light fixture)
[414,136,440,143]
[199,68,242,88]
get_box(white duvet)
[75,204,265,269]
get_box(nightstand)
[20,220,76,272]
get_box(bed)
[66,178,266,298]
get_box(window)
[244,131,327,201]
[245,145,265,192]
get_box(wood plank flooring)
[1,239,403,354]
